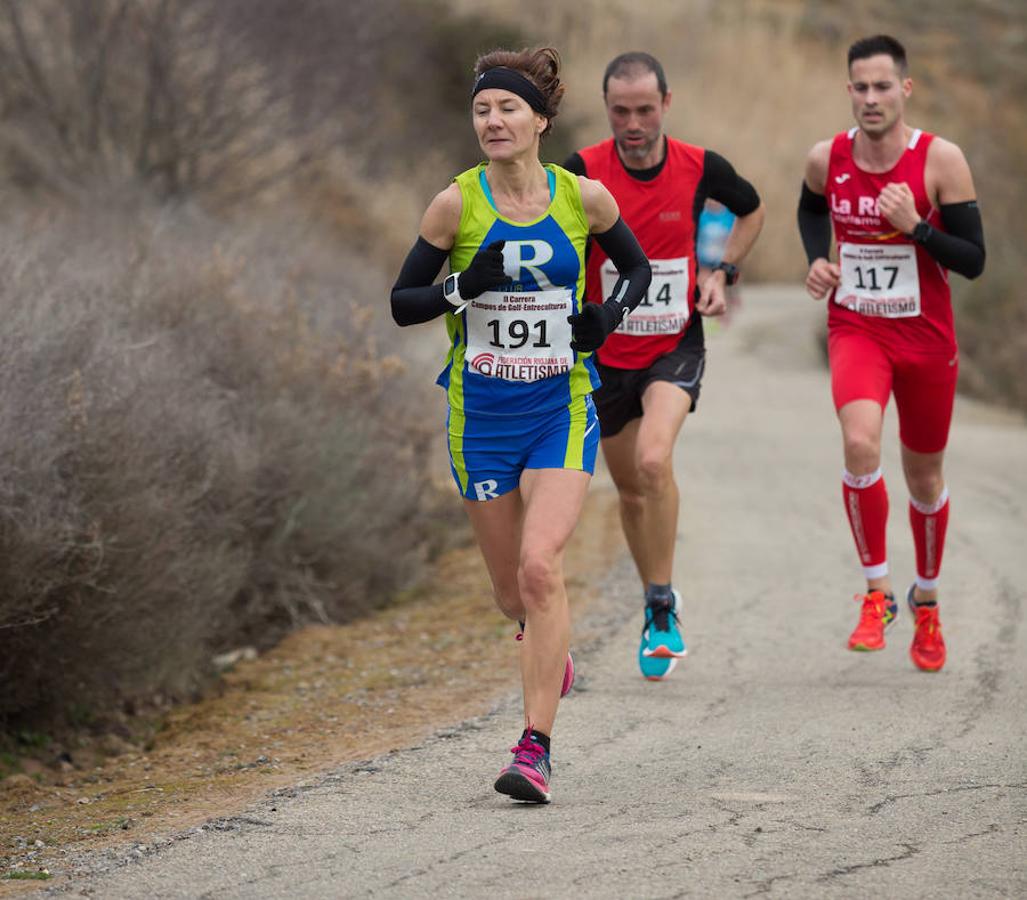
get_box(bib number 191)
[487,318,551,350]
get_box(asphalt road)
[59,286,1026,899]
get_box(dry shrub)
[954,240,1027,412]
[0,0,525,204]
[0,196,450,725]
[0,0,526,731]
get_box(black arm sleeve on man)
[797,181,833,265]
[562,152,587,176]
[702,151,761,217]
[918,201,986,280]
[390,237,451,326]
[594,217,652,320]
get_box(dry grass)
[0,0,534,740]
[0,195,452,727]
[0,480,622,886]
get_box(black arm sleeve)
[562,152,587,176]
[593,217,652,320]
[703,151,761,217]
[797,181,833,265]
[390,237,451,326]
[919,201,985,280]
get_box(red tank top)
[827,128,955,351]
[579,137,705,369]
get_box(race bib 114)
[601,257,690,336]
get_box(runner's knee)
[517,551,562,608]
[617,483,646,514]
[636,448,674,493]
[903,464,945,503]
[842,430,881,472]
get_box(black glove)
[457,240,507,299]
[567,300,622,353]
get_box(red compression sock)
[909,488,950,591]
[843,469,889,579]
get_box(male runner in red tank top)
[798,35,986,672]
[565,53,765,680]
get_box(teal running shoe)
[641,589,687,660]
[638,643,678,681]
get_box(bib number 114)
[638,282,672,307]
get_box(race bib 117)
[835,243,921,318]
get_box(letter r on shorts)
[473,479,500,501]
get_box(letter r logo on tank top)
[504,240,555,289]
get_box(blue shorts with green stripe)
[447,394,600,501]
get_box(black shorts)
[593,317,706,438]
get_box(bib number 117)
[853,265,899,291]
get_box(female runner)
[392,47,650,803]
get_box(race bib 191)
[464,287,574,382]
[601,257,690,336]
[835,242,921,318]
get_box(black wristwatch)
[910,220,933,245]
[714,261,739,286]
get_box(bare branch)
[86,0,131,154]
[2,0,70,150]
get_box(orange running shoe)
[847,590,898,651]
[908,586,946,672]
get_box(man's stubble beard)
[617,135,660,161]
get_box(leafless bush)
[0,0,297,198]
[954,241,1027,414]
[0,0,527,730]
[0,0,525,201]
[0,197,450,724]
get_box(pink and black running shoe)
[494,732,552,803]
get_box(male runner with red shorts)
[565,53,764,679]
[798,35,985,671]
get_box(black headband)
[471,67,548,115]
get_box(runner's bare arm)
[391,186,464,326]
[928,138,977,206]
[697,200,764,316]
[577,176,620,234]
[719,200,765,268]
[907,139,985,279]
[804,140,831,195]
[419,183,462,249]
[801,141,840,300]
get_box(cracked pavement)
[55,287,1027,898]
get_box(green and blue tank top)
[436,162,599,416]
